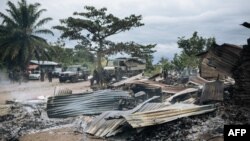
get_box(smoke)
[0,70,10,85]
[0,70,49,103]
[14,81,58,101]
[0,71,90,104]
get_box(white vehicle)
[29,71,41,80]
[52,68,62,77]
[59,65,89,83]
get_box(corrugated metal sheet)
[84,111,127,137]
[84,96,216,137]
[127,80,186,94]
[111,73,143,87]
[84,96,163,137]
[200,58,226,79]
[188,76,210,86]
[206,43,242,77]
[124,103,216,128]
[200,81,224,104]
[165,88,198,103]
[136,103,167,112]
[47,90,132,118]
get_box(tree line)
[159,32,215,73]
[0,0,215,74]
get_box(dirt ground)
[0,76,94,141]
[19,127,106,141]
[0,78,92,104]
[19,127,83,141]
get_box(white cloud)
[1,0,250,61]
[153,43,182,63]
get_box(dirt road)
[0,78,91,104]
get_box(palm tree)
[0,0,53,70]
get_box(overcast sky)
[1,0,250,63]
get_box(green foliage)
[159,57,174,71]
[144,65,162,77]
[101,41,156,70]
[47,40,95,68]
[0,0,53,70]
[177,31,216,68]
[54,6,143,45]
[47,45,74,67]
[54,6,155,70]
[171,53,185,71]
[205,37,216,50]
[132,44,156,70]
[179,53,199,68]
[74,45,95,63]
[178,32,205,56]
[112,43,156,70]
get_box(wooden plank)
[200,81,224,104]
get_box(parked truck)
[59,65,90,83]
[104,57,146,80]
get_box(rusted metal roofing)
[47,90,132,118]
[124,103,216,128]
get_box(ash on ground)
[0,101,80,141]
[125,100,250,141]
[1,92,250,141]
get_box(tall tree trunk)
[96,51,102,71]
[97,40,104,71]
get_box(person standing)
[91,69,99,86]
[115,68,121,81]
[48,70,53,82]
[17,69,22,85]
[40,70,45,82]
[9,70,14,83]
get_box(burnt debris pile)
[1,39,250,141]
[233,38,250,105]
[0,101,76,141]
[127,113,224,141]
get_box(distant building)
[29,60,60,71]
